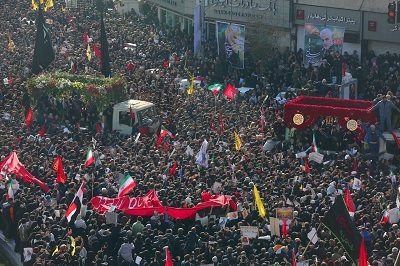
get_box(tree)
[246,18,290,72]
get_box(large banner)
[217,21,245,69]
[90,190,237,220]
[304,23,345,65]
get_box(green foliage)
[26,72,126,112]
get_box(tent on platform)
[0,152,49,192]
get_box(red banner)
[90,191,237,220]
[90,190,163,213]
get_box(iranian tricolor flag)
[160,125,174,138]
[85,147,95,167]
[378,210,389,224]
[311,130,318,153]
[6,181,13,200]
[70,59,75,71]
[65,182,84,222]
[118,174,137,198]
[5,174,15,200]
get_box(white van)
[112,99,160,135]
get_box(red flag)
[391,131,400,149]
[165,247,173,266]
[39,124,45,137]
[13,136,21,150]
[93,43,102,59]
[156,135,163,150]
[53,155,67,183]
[163,61,170,68]
[126,61,135,71]
[129,106,135,119]
[223,84,238,100]
[219,111,224,133]
[344,189,355,215]
[358,237,368,266]
[342,61,347,77]
[96,122,102,135]
[25,107,33,127]
[303,157,310,173]
[208,120,216,132]
[67,16,75,23]
[83,30,89,47]
[353,158,358,172]
[292,249,296,266]
[282,218,288,237]
[169,161,177,176]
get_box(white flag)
[307,228,318,244]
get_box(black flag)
[32,6,55,75]
[100,14,111,77]
[321,196,362,263]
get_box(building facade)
[143,0,400,60]
[295,0,400,55]
[293,4,362,57]
[148,0,293,49]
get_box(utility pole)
[200,0,205,61]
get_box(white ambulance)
[112,99,160,135]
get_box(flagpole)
[301,222,323,257]
[394,249,400,266]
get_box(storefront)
[149,0,292,45]
[148,0,193,34]
[293,4,362,58]
[363,12,400,55]
[180,0,293,54]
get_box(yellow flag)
[70,236,76,256]
[8,34,14,53]
[86,44,92,61]
[32,0,39,10]
[234,131,242,151]
[187,77,194,95]
[52,246,58,256]
[254,185,266,218]
[44,0,54,11]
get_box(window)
[119,111,131,126]
[137,107,155,126]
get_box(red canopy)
[284,96,376,130]
[0,152,49,192]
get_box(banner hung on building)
[216,21,245,69]
[304,23,345,65]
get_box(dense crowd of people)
[0,1,400,266]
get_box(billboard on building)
[304,23,345,65]
[216,21,245,69]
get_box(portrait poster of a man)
[217,21,245,69]
[304,23,345,65]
